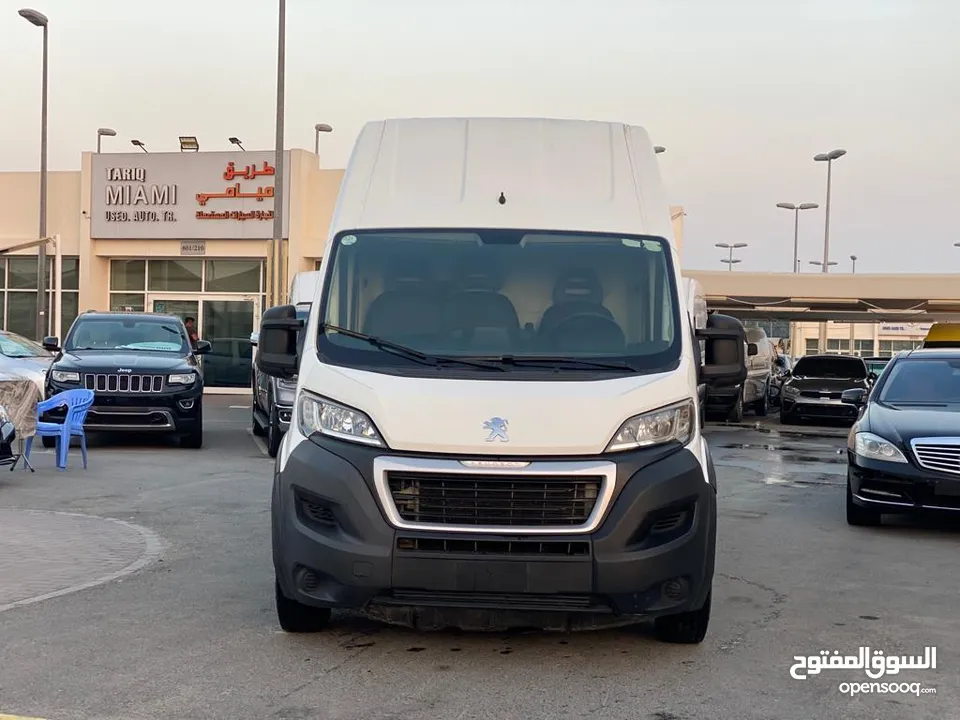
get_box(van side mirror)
[841,388,867,406]
[249,332,259,347]
[42,336,60,352]
[696,314,748,388]
[747,342,759,357]
[256,304,303,380]
[194,339,212,355]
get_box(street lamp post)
[716,242,747,270]
[270,0,287,308]
[776,202,819,272]
[814,148,847,353]
[314,123,333,155]
[96,127,117,153]
[20,7,49,341]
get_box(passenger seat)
[441,263,520,352]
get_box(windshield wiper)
[475,355,637,372]
[319,324,506,371]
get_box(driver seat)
[538,268,614,336]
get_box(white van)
[256,117,747,643]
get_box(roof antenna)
[498,192,506,205]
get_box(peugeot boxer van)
[256,117,747,644]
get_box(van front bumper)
[273,436,717,621]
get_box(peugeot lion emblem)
[483,417,509,443]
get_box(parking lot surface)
[0,398,956,720]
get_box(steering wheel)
[547,312,625,348]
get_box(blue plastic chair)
[25,389,95,471]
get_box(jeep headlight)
[298,391,384,447]
[606,399,695,453]
[855,432,907,464]
[168,373,196,385]
[51,370,80,383]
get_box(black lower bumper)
[782,397,858,422]
[43,381,202,434]
[848,455,960,513]
[273,436,717,619]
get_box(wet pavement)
[0,401,957,720]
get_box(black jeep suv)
[42,311,211,448]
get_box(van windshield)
[317,229,681,377]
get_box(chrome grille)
[911,439,960,476]
[84,373,164,393]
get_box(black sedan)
[779,354,876,424]
[843,348,960,526]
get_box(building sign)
[90,151,291,240]
[879,323,932,336]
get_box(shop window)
[61,257,80,291]
[110,259,146,291]
[0,259,5,290]
[6,292,37,338]
[148,259,202,292]
[60,292,80,334]
[314,260,322,271]
[205,259,261,293]
[109,293,146,312]
[8,257,40,290]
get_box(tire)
[42,435,57,449]
[846,475,881,527]
[727,391,743,423]
[180,404,203,449]
[266,391,282,458]
[275,579,331,633]
[754,384,769,417]
[654,590,711,644]
[780,406,795,425]
[252,393,266,437]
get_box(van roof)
[331,117,673,241]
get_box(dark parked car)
[862,356,891,377]
[843,348,960,525]
[42,311,211,448]
[779,354,876,425]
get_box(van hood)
[299,359,699,456]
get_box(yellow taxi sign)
[921,323,960,348]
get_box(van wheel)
[754,385,769,417]
[654,591,711,644]
[275,580,331,633]
[727,392,743,423]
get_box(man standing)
[184,316,199,351]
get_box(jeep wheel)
[727,391,744,423]
[252,395,266,437]
[266,391,282,458]
[180,405,203,449]
[42,435,57,449]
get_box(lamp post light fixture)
[809,260,838,269]
[179,136,199,152]
[314,123,333,155]
[96,127,117,153]
[850,254,858,273]
[716,242,748,270]
[19,7,50,341]
[654,145,666,154]
[131,139,148,152]
[720,258,742,270]
[776,202,819,272]
[814,148,847,353]
[229,137,245,150]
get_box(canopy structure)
[685,271,960,322]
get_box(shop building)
[0,147,686,392]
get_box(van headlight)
[298,392,384,447]
[606,399,695,453]
[855,432,907,464]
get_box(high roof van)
[256,117,747,643]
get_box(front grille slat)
[387,470,602,528]
[84,373,165,394]
[913,441,960,476]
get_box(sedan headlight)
[606,399,695,453]
[782,385,800,396]
[298,392,384,447]
[168,373,196,385]
[855,432,907,464]
[51,370,80,383]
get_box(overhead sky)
[3,0,957,273]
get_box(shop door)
[200,296,260,390]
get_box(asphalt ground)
[0,397,956,720]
